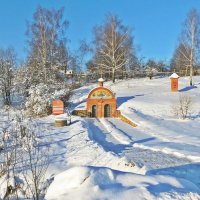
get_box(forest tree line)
[0,6,200,114]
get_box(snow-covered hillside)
[0,76,200,199]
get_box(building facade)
[86,78,117,118]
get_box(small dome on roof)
[98,78,104,82]
[170,73,180,79]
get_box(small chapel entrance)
[104,104,111,117]
[92,105,97,117]
[86,78,117,118]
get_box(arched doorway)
[92,105,97,117]
[104,104,111,117]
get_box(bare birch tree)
[93,14,136,83]
[180,9,200,86]
[170,43,190,75]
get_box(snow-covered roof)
[98,78,104,82]
[170,73,180,79]
[66,70,73,75]
[55,113,71,120]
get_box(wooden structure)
[55,119,67,127]
[86,78,117,118]
[170,73,180,92]
[52,100,64,115]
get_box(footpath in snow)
[85,118,200,188]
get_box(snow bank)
[45,166,200,200]
[45,167,90,199]
[99,118,131,145]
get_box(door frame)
[91,105,97,117]
[104,104,111,117]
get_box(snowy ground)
[0,76,200,199]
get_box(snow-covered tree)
[26,6,69,85]
[0,48,16,106]
[25,84,52,117]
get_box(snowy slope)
[113,77,200,162]
[1,76,200,199]
[69,76,200,165]
[46,76,200,199]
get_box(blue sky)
[0,0,200,63]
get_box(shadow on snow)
[179,85,197,92]
[147,163,200,190]
[117,96,135,107]
[85,119,155,154]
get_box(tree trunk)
[185,66,188,76]
[190,65,193,86]
[189,15,195,86]
[190,47,193,86]
[112,68,115,83]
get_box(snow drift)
[45,166,200,200]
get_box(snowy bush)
[53,88,71,107]
[0,113,50,199]
[0,174,24,199]
[25,83,71,117]
[146,69,153,79]
[25,84,52,117]
[171,94,193,119]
